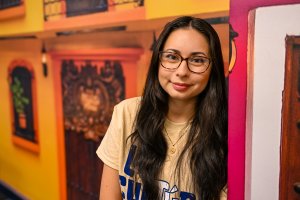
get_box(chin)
[169,93,194,101]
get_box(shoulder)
[113,96,141,121]
[115,96,141,112]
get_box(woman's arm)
[100,164,122,200]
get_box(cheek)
[158,67,167,84]
[201,78,210,91]
[158,67,162,85]
[195,71,211,90]
[204,73,212,88]
[202,73,211,85]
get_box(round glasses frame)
[159,51,211,74]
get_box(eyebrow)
[164,49,208,57]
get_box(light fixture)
[41,43,48,77]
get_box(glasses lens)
[160,52,181,69]
[188,56,210,73]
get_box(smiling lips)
[172,82,191,91]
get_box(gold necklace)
[164,124,190,154]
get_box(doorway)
[51,48,142,199]
[280,36,300,200]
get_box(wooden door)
[51,49,142,200]
[280,36,300,200]
[62,60,126,199]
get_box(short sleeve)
[96,105,122,170]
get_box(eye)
[189,56,209,65]
[162,52,180,62]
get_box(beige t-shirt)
[97,97,227,200]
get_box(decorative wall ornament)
[61,59,125,141]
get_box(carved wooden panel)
[61,59,125,141]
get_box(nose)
[175,59,189,76]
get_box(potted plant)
[10,77,29,129]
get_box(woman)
[97,16,227,200]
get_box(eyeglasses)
[159,51,211,74]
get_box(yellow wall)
[0,40,59,200]
[146,0,229,19]
[0,0,44,36]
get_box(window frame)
[8,59,39,153]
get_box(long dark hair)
[129,16,227,200]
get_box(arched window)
[8,60,39,153]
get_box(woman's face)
[158,28,212,104]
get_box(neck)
[167,98,196,123]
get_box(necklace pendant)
[170,147,176,154]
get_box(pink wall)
[228,0,300,200]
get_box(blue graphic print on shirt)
[119,145,196,200]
